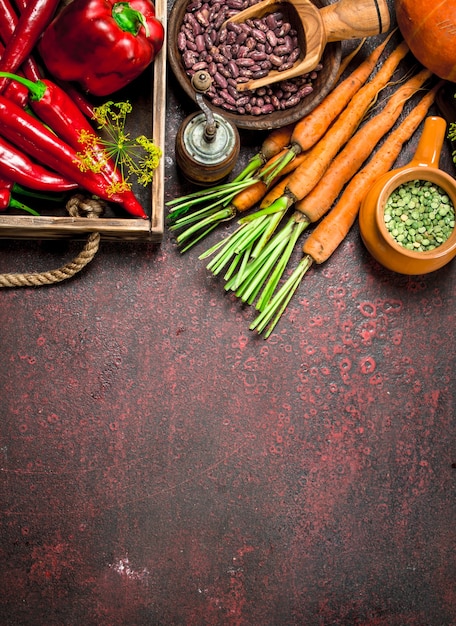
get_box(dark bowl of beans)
[167,0,342,130]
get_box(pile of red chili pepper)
[0,0,165,219]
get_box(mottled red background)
[0,2,455,624]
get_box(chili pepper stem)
[0,71,46,100]
[12,183,66,203]
[250,254,313,337]
[8,197,40,215]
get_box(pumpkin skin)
[395,0,456,82]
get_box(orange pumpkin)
[395,0,456,82]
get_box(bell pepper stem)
[112,2,150,37]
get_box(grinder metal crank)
[175,70,241,185]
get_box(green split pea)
[383,179,455,252]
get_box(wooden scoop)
[225,0,390,91]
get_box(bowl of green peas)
[359,116,456,275]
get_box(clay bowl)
[167,0,341,130]
[359,116,456,275]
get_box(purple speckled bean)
[236,57,255,67]
[269,54,283,67]
[195,34,206,52]
[252,28,266,44]
[250,50,267,62]
[214,71,229,88]
[186,0,202,10]
[192,61,208,71]
[266,30,277,47]
[183,50,198,68]
[236,95,250,106]
[195,8,209,26]
[227,60,239,78]
[214,10,227,30]
[177,32,187,51]
[219,89,237,106]
[186,12,202,34]
[227,0,244,8]
[236,31,248,45]
[252,69,269,80]
[287,48,301,64]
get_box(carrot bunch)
[167,36,389,252]
[251,83,441,336]
[200,36,442,336]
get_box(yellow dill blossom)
[75,100,161,192]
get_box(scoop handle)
[321,0,390,42]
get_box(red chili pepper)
[0,0,42,83]
[0,136,78,193]
[0,0,60,93]
[0,72,147,217]
[56,81,96,120]
[0,95,148,218]
[0,72,149,219]
[39,0,164,96]
[0,51,29,108]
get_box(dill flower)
[76,100,162,194]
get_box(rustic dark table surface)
[0,1,455,624]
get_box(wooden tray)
[0,0,167,242]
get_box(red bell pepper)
[39,0,165,97]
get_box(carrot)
[229,145,310,214]
[230,180,269,213]
[260,173,294,208]
[227,149,293,213]
[255,32,398,184]
[303,83,440,264]
[294,67,433,223]
[268,40,410,209]
[249,84,440,337]
[288,30,396,155]
[260,123,296,161]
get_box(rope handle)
[0,195,106,288]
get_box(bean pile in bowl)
[168,0,341,130]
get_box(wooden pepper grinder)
[175,70,240,186]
